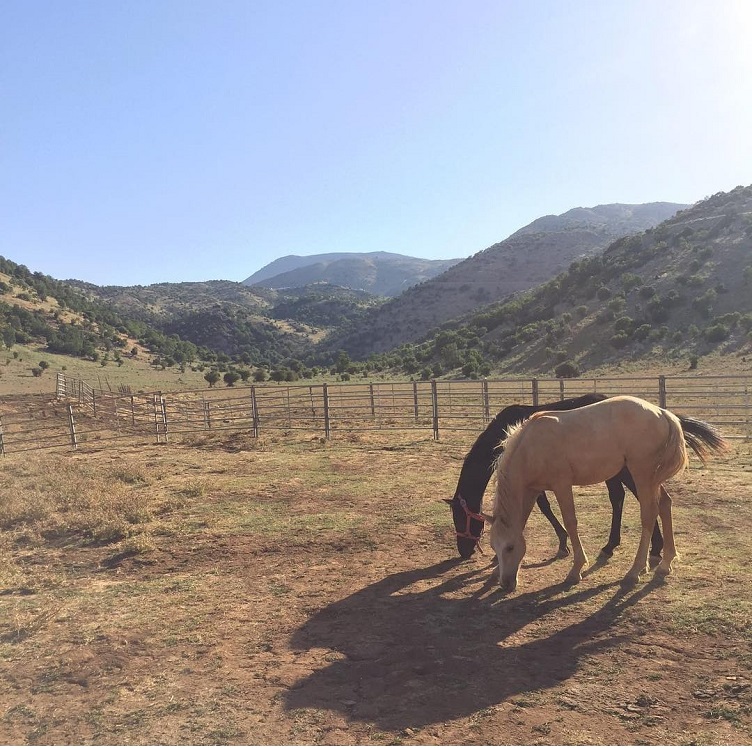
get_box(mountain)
[65,279,383,361]
[243,251,462,297]
[321,202,688,358]
[385,185,752,377]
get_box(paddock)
[0,432,750,744]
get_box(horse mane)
[495,411,549,469]
[492,416,536,526]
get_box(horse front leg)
[536,491,570,558]
[552,486,588,585]
[600,476,625,558]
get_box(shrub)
[613,316,634,334]
[704,324,730,343]
[555,361,580,378]
[639,285,656,299]
[610,333,630,349]
[634,324,651,342]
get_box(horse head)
[444,494,485,559]
[485,512,526,593]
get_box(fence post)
[658,375,667,409]
[250,386,259,438]
[153,395,162,443]
[431,380,440,440]
[161,396,169,444]
[92,390,97,418]
[0,415,5,456]
[532,378,539,406]
[130,395,136,427]
[369,383,376,418]
[482,379,490,421]
[413,381,419,422]
[322,383,331,439]
[559,378,565,401]
[56,372,64,399]
[67,404,77,449]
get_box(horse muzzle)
[457,537,477,559]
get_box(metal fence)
[0,373,748,455]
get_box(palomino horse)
[483,395,728,592]
[444,393,663,562]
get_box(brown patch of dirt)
[1,441,751,745]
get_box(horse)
[483,395,728,592]
[444,393,664,562]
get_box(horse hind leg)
[655,485,678,577]
[536,491,570,558]
[599,475,625,559]
[624,477,661,585]
[620,468,663,565]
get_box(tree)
[204,369,221,387]
[38,360,50,371]
[555,361,580,378]
[223,370,241,387]
[2,327,16,349]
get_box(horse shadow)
[284,559,661,730]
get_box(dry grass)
[0,433,750,745]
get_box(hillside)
[322,202,687,358]
[67,279,384,362]
[381,186,752,378]
[244,251,462,297]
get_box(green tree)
[223,370,241,387]
[555,361,580,378]
[204,369,221,387]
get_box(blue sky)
[2,0,751,286]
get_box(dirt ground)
[1,433,751,745]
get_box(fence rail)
[0,373,748,455]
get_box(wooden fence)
[0,373,748,455]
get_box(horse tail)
[655,411,689,484]
[677,414,729,464]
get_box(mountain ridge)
[321,202,688,358]
[243,251,462,297]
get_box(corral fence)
[0,372,748,455]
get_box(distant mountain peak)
[243,251,463,297]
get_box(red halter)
[455,495,486,549]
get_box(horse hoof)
[621,573,640,587]
[556,546,571,559]
[648,554,662,569]
[564,571,582,586]
[599,547,614,560]
[655,562,672,577]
